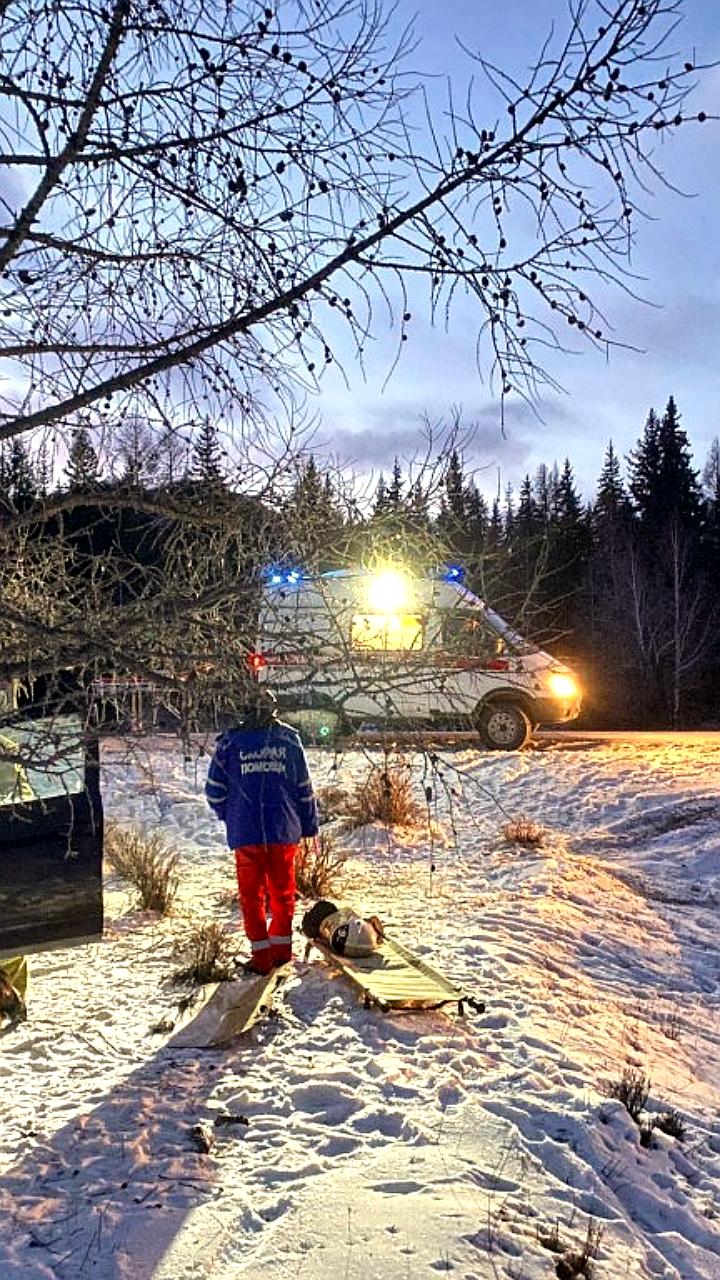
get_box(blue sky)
[310,0,720,503]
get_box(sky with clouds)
[309,0,720,503]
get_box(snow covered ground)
[2,733,720,1279]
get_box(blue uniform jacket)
[205,721,319,848]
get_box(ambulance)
[255,565,582,749]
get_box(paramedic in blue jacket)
[205,688,319,974]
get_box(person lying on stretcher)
[302,900,385,958]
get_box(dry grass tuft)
[346,763,422,828]
[555,1218,604,1279]
[105,822,179,914]
[603,1066,651,1121]
[296,833,346,899]
[316,781,350,823]
[650,1108,686,1141]
[172,920,236,984]
[501,815,546,847]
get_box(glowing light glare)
[264,565,305,587]
[366,568,411,613]
[548,672,578,700]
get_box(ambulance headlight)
[548,672,579,700]
[366,568,411,613]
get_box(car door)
[0,712,103,959]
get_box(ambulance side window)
[440,613,504,657]
[350,614,424,652]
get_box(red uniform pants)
[234,843,298,974]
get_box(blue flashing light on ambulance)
[253,564,582,750]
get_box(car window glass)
[440,612,507,657]
[350,613,424,652]
[0,714,85,806]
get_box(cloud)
[608,293,720,370]
[313,388,583,477]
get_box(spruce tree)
[594,440,631,526]
[7,437,37,510]
[534,463,559,525]
[65,426,100,490]
[464,481,488,546]
[293,455,323,509]
[489,496,504,547]
[443,450,466,524]
[35,440,53,497]
[507,474,545,622]
[628,399,700,532]
[289,456,344,564]
[544,458,590,644]
[386,457,403,508]
[627,408,661,517]
[626,399,706,725]
[555,458,582,525]
[191,417,225,485]
[407,479,431,529]
[515,474,539,537]
[373,473,388,516]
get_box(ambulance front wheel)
[476,702,532,751]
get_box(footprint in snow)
[290,1082,364,1125]
[316,1133,358,1157]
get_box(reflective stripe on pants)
[234,843,298,972]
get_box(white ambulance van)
[255,566,582,749]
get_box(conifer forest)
[1,395,718,731]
